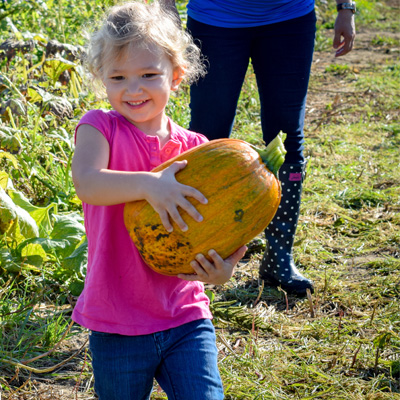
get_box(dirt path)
[305,25,400,129]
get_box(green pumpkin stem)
[250,132,287,178]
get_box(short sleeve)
[75,109,113,143]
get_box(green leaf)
[20,243,46,269]
[21,242,47,260]
[14,204,39,239]
[0,171,8,189]
[0,248,15,267]
[63,239,88,276]
[205,289,215,303]
[0,248,21,273]
[68,279,85,296]
[8,189,56,237]
[0,189,39,238]
[50,213,85,257]
[8,98,27,116]
[373,332,395,350]
[0,126,22,154]
[47,128,73,151]
[27,87,44,103]
[0,187,17,234]
[0,151,19,168]
[27,86,54,103]
[17,237,69,257]
[43,58,76,84]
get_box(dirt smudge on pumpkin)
[156,233,170,241]
[234,209,244,222]
[132,227,145,249]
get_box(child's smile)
[103,44,183,136]
[127,100,148,107]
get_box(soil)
[307,27,400,127]
[1,3,399,399]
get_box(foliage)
[0,0,399,399]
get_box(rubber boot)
[259,162,314,295]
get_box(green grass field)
[1,1,399,398]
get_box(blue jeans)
[89,319,224,400]
[187,11,317,163]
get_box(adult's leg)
[251,11,317,295]
[251,10,317,163]
[155,319,224,400]
[187,17,251,139]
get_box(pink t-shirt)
[71,109,212,335]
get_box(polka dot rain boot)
[259,162,314,296]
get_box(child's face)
[103,44,183,133]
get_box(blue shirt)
[187,0,315,28]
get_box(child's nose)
[126,79,143,94]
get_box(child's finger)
[178,197,204,223]
[167,206,188,232]
[167,160,188,174]
[206,249,223,265]
[168,161,207,205]
[225,245,247,265]
[158,209,174,232]
[195,253,213,270]
[178,258,208,281]
[183,185,208,205]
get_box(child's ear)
[171,67,185,91]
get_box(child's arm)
[72,124,207,232]
[177,245,248,285]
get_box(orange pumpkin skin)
[124,139,281,276]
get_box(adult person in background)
[163,0,356,295]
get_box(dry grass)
[1,0,399,399]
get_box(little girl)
[71,2,247,399]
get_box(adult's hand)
[333,9,356,57]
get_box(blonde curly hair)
[85,1,205,94]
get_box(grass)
[1,0,399,398]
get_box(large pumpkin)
[124,135,286,276]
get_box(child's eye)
[143,73,157,79]
[111,76,125,81]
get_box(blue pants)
[187,11,317,163]
[89,319,224,400]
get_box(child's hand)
[146,160,208,232]
[177,246,247,285]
